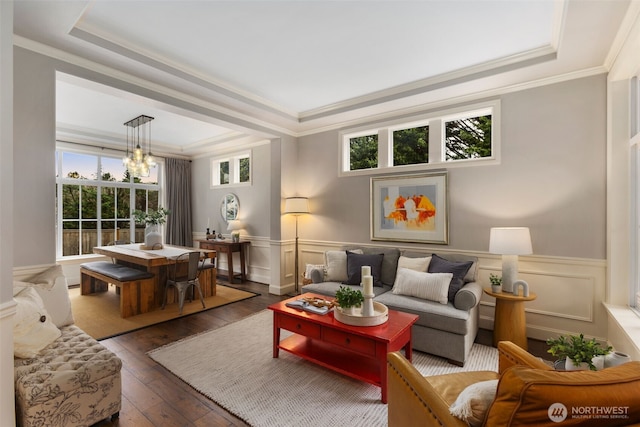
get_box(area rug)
[69,285,258,340]
[148,310,498,427]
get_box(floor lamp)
[284,197,310,294]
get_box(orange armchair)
[387,341,640,426]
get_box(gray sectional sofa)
[301,246,482,366]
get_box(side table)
[483,287,536,350]
[198,240,250,284]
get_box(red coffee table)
[268,293,419,403]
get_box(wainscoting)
[48,236,609,343]
[292,240,608,343]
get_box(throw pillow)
[392,268,452,304]
[13,287,62,359]
[27,265,75,327]
[345,252,384,286]
[324,249,362,282]
[304,263,326,281]
[397,255,431,272]
[428,254,473,303]
[449,379,498,427]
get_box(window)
[211,151,252,187]
[340,101,499,175]
[393,125,429,166]
[349,133,378,170]
[56,149,162,258]
[444,113,492,161]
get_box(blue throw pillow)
[427,254,473,302]
[345,252,384,286]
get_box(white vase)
[565,357,590,371]
[144,224,162,249]
[591,355,605,370]
[604,351,632,368]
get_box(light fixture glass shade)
[489,227,532,255]
[284,197,310,215]
[124,115,155,178]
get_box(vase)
[564,357,590,371]
[491,284,502,293]
[144,224,162,249]
[604,351,632,368]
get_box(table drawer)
[278,315,321,339]
[322,328,376,356]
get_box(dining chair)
[162,251,206,314]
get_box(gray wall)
[296,75,607,259]
[191,143,272,238]
[13,47,56,267]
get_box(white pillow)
[449,379,498,427]
[305,263,326,280]
[392,268,452,304]
[13,287,62,359]
[324,250,362,282]
[397,255,431,272]
[26,265,74,327]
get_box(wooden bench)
[80,261,155,318]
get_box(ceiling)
[12,0,633,157]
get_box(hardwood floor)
[92,278,550,427]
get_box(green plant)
[489,274,502,286]
[546,333,612,371]
[334,286,364,309]
[132,207,170,225]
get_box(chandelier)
[123,115,156,177]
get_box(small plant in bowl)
[489,274,502,292]
[335,286,364,313]
[546,333,612,371]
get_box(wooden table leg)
[226,247,235,283]
[494,299,528,350]
[239,245,247,282]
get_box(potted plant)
[335,286,364,315]
[489,273,502,293]
[132,207,170,249]
[546,333,612,371]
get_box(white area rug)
[148,310,498,427]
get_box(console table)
[198,240,250,283]
[483,287,537,350]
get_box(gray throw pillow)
[345,252,384,286]
[428,254,473,302]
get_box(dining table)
[92,243,217,308]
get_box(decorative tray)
[334,302,389,327]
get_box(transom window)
[55,149,163,257]
[340,100,499,175]
[211,151,252,187]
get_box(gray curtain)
[166,158,193,247]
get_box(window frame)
[55,146,164,259]
[210,150,252,188]
[630,75,640,311]
[339,100,500,177]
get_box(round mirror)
[220,193,239,223]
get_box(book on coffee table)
[285,298,333,315]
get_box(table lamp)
[227,220,243,243]
[284,197,310,294]
[489,227,532,293]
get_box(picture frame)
[371,172,448,244]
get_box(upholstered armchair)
[387,341,640,426]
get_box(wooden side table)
[198,240,250,284]
[483,287,536,350]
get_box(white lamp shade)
[227,220,243,231]
[284,197,310,215]
[489,227,532,255]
